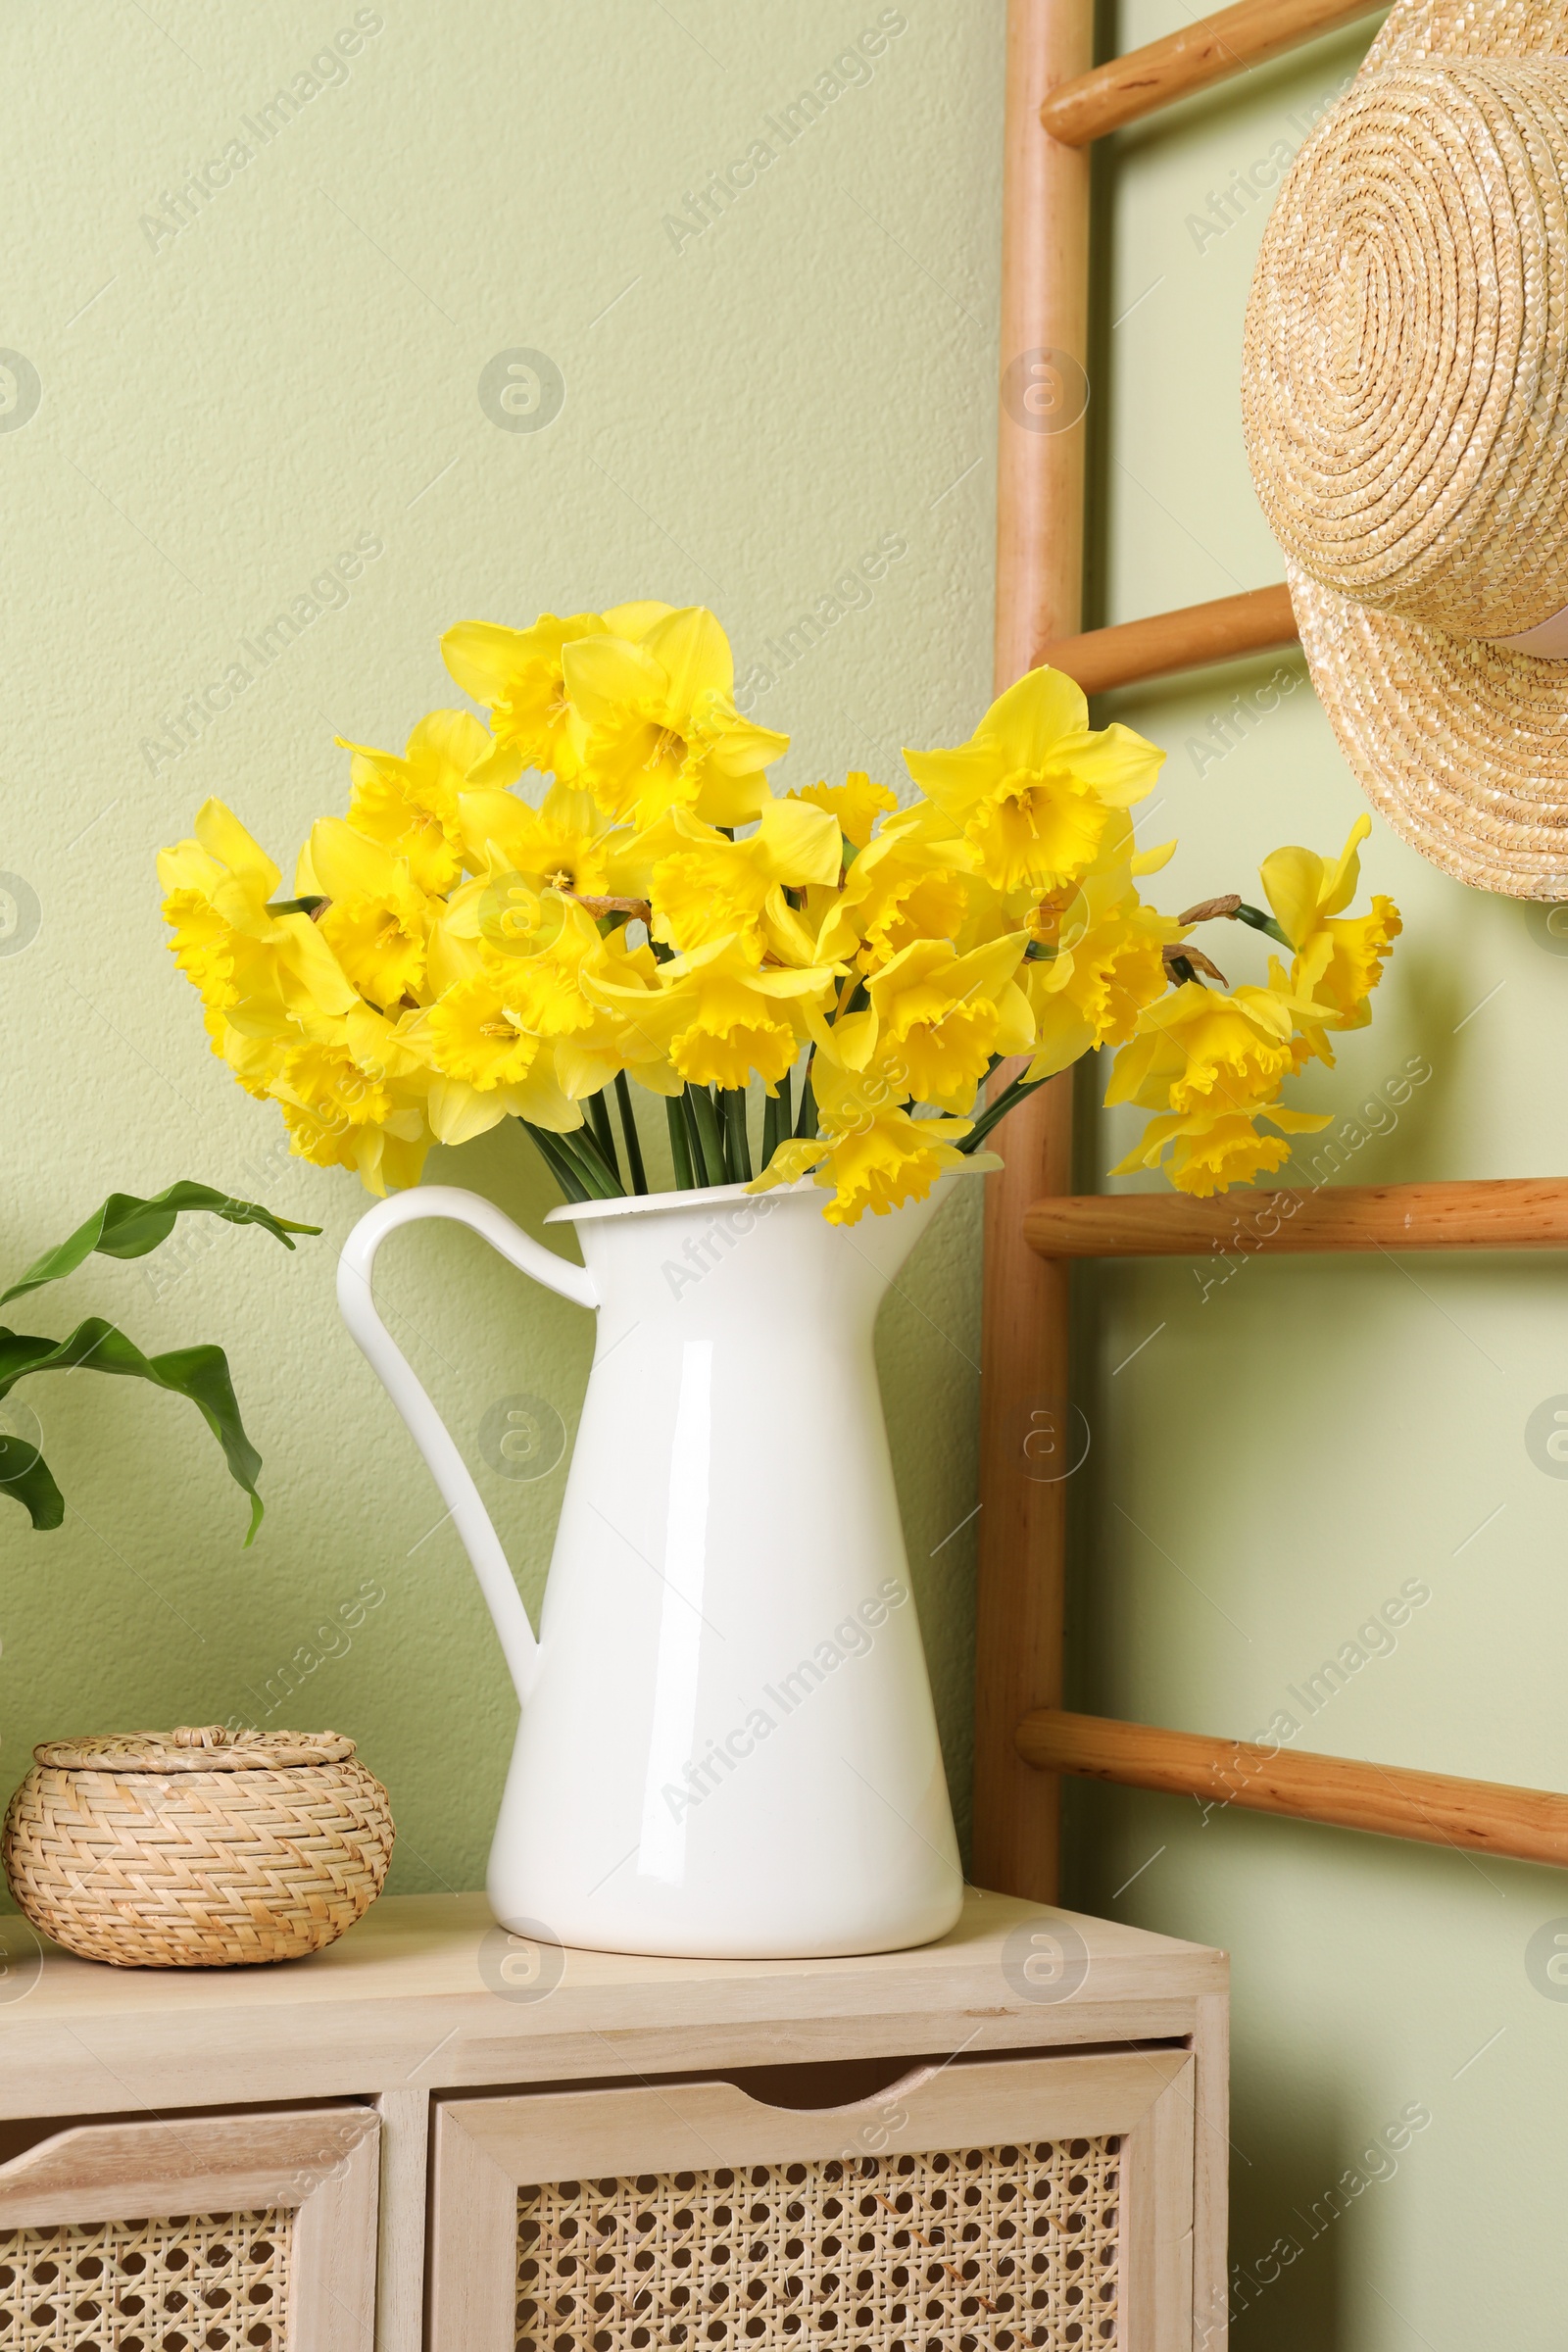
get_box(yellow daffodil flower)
[600,601,674,638]
[159,801,358,1030]
[904,665,1162,895]
[749,1058,998,1225]
[590,935,837,1091]
[441,612,610,785]
[457,781,627,904]
[422,871,501,995]
[791,771,898,851]
[1112,1095,1331,1198]
[207,1012,285,1101]
[265,1002,437,1194]
[419,950,591,1145]
[553,929,678,1102]
[832,933,1034,1114]
[281,1094,434,1195]
[660,956,829,1091]
[425,971,548,1092]
[640,793,841,963]
[1261,814,1402,1036]
[271,1036,393,1132]
[157,599,1404,1213]
[298,817,430,1012]
[423,901,667,1108]
[495,898,609,1041]
[1105,977,1317,1117]
[335,710,489,896]
[564,606,789,830]
[422,1059,583,1149]
[1023,863,1184,1080]
[813,812,971,972]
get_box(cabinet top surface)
[0,1887,1224,2036]
[0,1890,1225,2118]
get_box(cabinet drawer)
[0,2104,378,2351]
[433,2049,1194,2351]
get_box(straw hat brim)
[1290,560,1568,897]
[1253,0,1568,896]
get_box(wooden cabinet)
[0,1890,1227,2349]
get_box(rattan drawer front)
[514,2132,1123,2351]
[432,2051,1194,2352]
[0,2209,291,2350]
[0,2110,378,2352]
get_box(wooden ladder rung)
[1038,582,1298,694]
[1040,0,1383,146]
[1018,1709,1568,1868]
[1023,1178,1568,1259]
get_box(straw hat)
[1242,0,1568,896]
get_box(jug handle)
[337,1185,599,1707]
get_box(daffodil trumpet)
[160,610,1402,1221]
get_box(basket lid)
[32,1725,358,1772]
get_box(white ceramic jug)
[338,1169,979,1959]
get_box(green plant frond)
[2,1181,318,1307]
[0,1431,64,1531]
[0,1318,264,1544]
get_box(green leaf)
[720,1088,753,1181]
[665,1096,695,1190]
[613,1072,649,1196]
[0,1318,265,1544]
[0,1433,64,1530]
[518,1118,593,1203]
[1,1182,319,1308]
[585,1089,622,1187]
[687,1085,729,1186]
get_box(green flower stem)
[761,1088,781,1169]
[614,1073,649,1195]
[567,1117,625,1199]
[831,975,868,1025]
[666,1096,696,1190]
[721,1088,753,1182]
[777,1065,792,1132]
[960,1072,1046,1154]
[586,1089,621,1186]
[794,1062,819,1140]
[687,1084,729,1187]
[518,1120,592,1203]
[1233,902,1293,949]
[679,1090,708,1187]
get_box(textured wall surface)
[0,1,1003,1888]
[1071,4,1568,2343]
[4,4,1558,2343]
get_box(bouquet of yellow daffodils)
[159,602,1401,1223]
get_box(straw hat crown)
[1243,59,1568,642]
[1239,4,1568,900]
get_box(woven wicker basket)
[1,1724,394,1968]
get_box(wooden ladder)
[974,0,1568,1901]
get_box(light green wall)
[4,4,1557,2343]
[1075,4,1568,2343]
[0,2,1001,1884]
